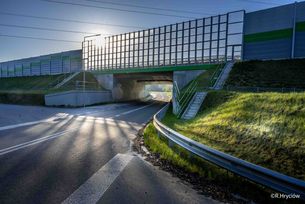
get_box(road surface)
[0,102,218,204]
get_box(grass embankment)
[197,63,224,90]
[0,72,103,105]
[144,123,209,175]
[143,122,273,202]
[225,59,305,88]
[0,74,63,94]
[56,72,103,92]
[0,75,61,105]
[161,91,305,180]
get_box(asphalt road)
[0,102,219,204]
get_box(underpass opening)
[111,72,173,102]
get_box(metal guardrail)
[153,103,305,199]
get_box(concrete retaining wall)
[45,90,113,107]
[173,70,205,90]
[94,74,113,90]
[172,70,205,114]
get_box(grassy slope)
[0,75,64,93]
[162,91,305,180]
[56,72,104,92]
[0,72,103,94]
[225,59,305,88]
[143,123,203,174]
[196,68,217,90]
[0,72,104,105]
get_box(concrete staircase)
[180,61,235,120]
[54,72,80,89]
[181,92,207,120]
[213,61,235,90]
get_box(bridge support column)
[172,70,205,115]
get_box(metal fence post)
[291,1,297,59]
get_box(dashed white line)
[62,153,134,204]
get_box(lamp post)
[83,34,101,108]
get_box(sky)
[0,0,298,62]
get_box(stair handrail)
[209,63,224,87]
[47,73,70,89]
[213,61,234,89]
[177,80,198,118]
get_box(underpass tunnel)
[112,72,173,102]
[93,69,204,103]
[143,82,172,102]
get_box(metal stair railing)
[176,79,198,118]
[213,61,234,89]
[47,73,70,89]
[209,63,224,88]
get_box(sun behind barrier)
[82,10,244,71]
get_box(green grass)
[143,122,276,202]
[0,92,45,105]
[0,72,103,94]
[56,72,104,92]
[143,123,228,178]
[225,59,305,88]
[162,91,305,180]
[0,74,64,93]
[196,66,220,90]
[0,72,104,105]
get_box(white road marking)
[0,130,73,156]
[0,103,155,131]
[0,120,47,131]
[62,153,134,204]
[113,103,155,118]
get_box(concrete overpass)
[93,64,217,101]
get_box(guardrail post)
[168,139,174,148]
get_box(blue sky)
[0,0,297,62]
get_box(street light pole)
[83,34,101,108]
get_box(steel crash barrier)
[153,103,305,199]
